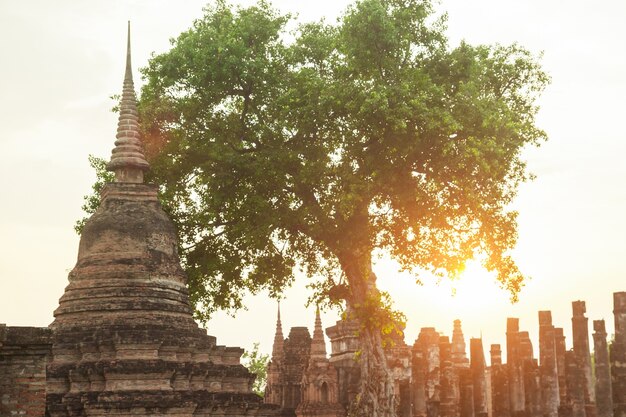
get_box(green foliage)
[75,155,114,234]
[136,0,548,324]
[241,342,269,396]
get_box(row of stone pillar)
[488,293,626,417]
[412,291,626,417]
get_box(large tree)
[88,1,549,415]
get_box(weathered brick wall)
[0,325,52,417]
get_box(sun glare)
[376,257,515,341]
[438,260,511,314]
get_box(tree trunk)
[341,250,397,417]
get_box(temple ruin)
[266,293,626,417]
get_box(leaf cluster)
[241,342,270,396]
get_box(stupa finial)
[310,305,327,359]
[106,21,150,183]
[271,301,284,362]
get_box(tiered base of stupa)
[46,327,275,416]
[46,184,279,416]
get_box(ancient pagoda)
[45,24,278,417]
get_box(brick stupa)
[46,24,278,417]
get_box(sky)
[0,0,625,362]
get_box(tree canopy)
[136,0,547,319]
[80,1,548,414]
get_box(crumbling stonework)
[0,325,52,417]
[555,327,568,405]
[517,331,541,417]
[564,350,586,417]
[592,320,612,417]
[413,327,442,417]
[571,301,596,416]
[490,344,511,417]
[469,338,488,417]
[281,327,312,412]
[283,300,615,417]
[539,311,560,417]
[459,368,475,417]
[612,292,626,417]
[440,336,460,417]
[506,318,526,417]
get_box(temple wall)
[0,325,52,417]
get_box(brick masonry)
[0,325,52,417]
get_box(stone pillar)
[554,327,568,405]
[414,335,429,417]
[414,328,441,417]
[470,338,488,417]
[565,350,586,417]
[591,320,612,417]
[612,292,626,417]
[571,301,595,410]
[523,360,542,417]
[507,318,526,415]
[539,311,560,417]
[490,344,510,417]
[460,368,475,417]
[519,331,534,363]
[518,331,541,417]
[440,336,460,417]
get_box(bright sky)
[1,0,625,362]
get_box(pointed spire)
[310,306,327,360]
[271,301,284,362]
[451,319,469,367]
[107,21,150,183]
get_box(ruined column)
[470,338,488,417]
[539,311,560,417]
[413,336,429,417]
[460,368,476,417]
[591,320,612,417]
[490,344,510,417]
[440,336,460,417]
[518,331,541,417]
[571,301,595,413]
[519,331,534,364]
[523,358,542,417]
[565,350,586,417]
[612,292,626,417]
[554,327,568,405]
[414,328,441,417]
[507,318,526,416]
